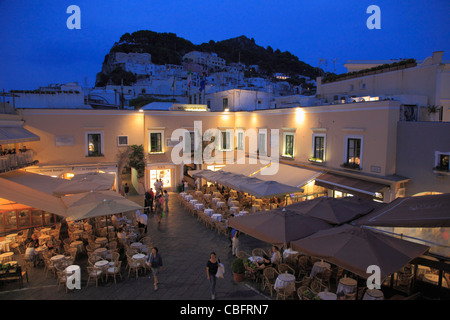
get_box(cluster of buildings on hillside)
[0,51,449,248]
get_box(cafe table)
[0,252,14,263]
[180,192,187,198]
[283,248,299,260]
[0,240,11,252]
[94,260,109,269]
[230,200,239,207]
[132,253,146,262]
[230,206,239,213]
[363,289,384,300]
[237,211,248,216]
[211,214,222,222]
[216,201,225,208]
[189,199,198,206]
[6,234,18,243]
[274,272,295,290]
[131,242,143,250]
[50,255,66,262]
[310,260,331,277]
[204,209,214,216]
[318,289,337,300]
[337,276,357,295]
[93,247,108,258]
[70,241,84,253]
[195,203,204,210]
[204,194,211,200]
[95,237,108,247]
[185,195,193,201]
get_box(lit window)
[347,138,361,165]
[283,133,294,158]
[86,132,103,157]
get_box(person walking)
[206,252,220,300]
[155,193,163,223]
[149,188,155,213]
[183,179,188,192]
[124,183,130,198]
[163,190,169,213]
[146,247,163,291]
[144,189,151,214]
[231,228,240,256]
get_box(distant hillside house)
[183,51,226,72]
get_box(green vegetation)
[128,145,145,179]
[231,258,245,274]
[128,96,176,109]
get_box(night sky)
[1,0,449,90]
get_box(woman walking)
[206,252,220,300]
[146,247,163,291]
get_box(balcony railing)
[0,150,38,173]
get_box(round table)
[95,237,108,247]
[283,248,298,260]
[216,201,225,208]
[230,206,239,213]
[0,252,14,263]
[204,194,211,200]
[195,203,204,210]
[211,214,222,222]
[185,195,193,201]
[70,241,84,253]
[363,289,384,300]
[318,290,337,300]
[238,211,248,216]
[230,200,239,207]
[274,272,295,290]
[94,260,109,268]
[189,199,198,206]
[131,242,143,250]
[132,254,146,261]
[0,240,11,252]
[50,255,66,262]
[337,277,357,295]
[310,261,331,277]
[204,209,214,216]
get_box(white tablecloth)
[195,203,204,210]
[230,206,239,213]
[189,199,198,206]
[211,214,222,222]
[249,256,263,263]
[274,272,295,290]
[283,248,298,260]
[216,201,225,208]
[363,289,384,300]
[318,291,337,300]
[337,277,357,295]
[185,195,193,201]
[204,209,214,216]
[310,261,331,277]
[238,211,248,216]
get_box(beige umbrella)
[238,179,302,198]
[227,208,333,247]
[53,172,115,196]
[291,224,430,281]
[62,190,143,221]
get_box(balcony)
[0,150,38,173]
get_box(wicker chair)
[275,282,296,300]
[297,285,310,300]
[106,261,122,284]
[278,263,296,276]
[252,248,267,258]
[262,267,279,297]
[86,266,103,288]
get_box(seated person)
[24,242,38,266]
[268,245,281,265]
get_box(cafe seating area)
[0,210,156,291]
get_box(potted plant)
[231,258,245,282]
[302,289,321,300]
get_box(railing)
[0,150,38,173]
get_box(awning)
[0,126,40,144]
[0,175,67,216]
[0,170,72,195]
[251,163,322,189]
[314,173,388,198]
[353,194,450,227]
[220,161,269,176]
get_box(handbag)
[216,263,225,278]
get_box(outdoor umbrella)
[61,190,143,221]
[52,172,115,196]
[287,196,384,225]
[238,179,301,198]
[353,193,450,228]
[227,208,333,247]
[215,172,249,190]
[290,224,430,281]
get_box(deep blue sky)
[1,0,449,90]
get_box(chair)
[86,266,103,288]
[106,261,122,284]
[310,278,327,293]
[252,248,267,258]
[278,263,296,276]
[297,286,310,300]
[299,275,312,287]
[395,273,414,295]
[275,282,295,300]
[237,251,251,260]
[262,267,279,297]
[127,257,142,279]
[297,255,310,273]
[56,270,69,293]
[315,269,332,289]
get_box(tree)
[128,145,146,194]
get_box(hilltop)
[96,30,322,86]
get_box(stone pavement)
[0,192,273,301]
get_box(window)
[311,134,326,162]
[435,152,450,171]
[223,98,228,111]
[150,132,162,153]
[258,130,267,155]
[117,135,128,146]
[283,133,294,158]
[346,138,362,166]
[86,132,103,157]
[220,131,232,151]
[237,131,244,150]
[184,131,195,154]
